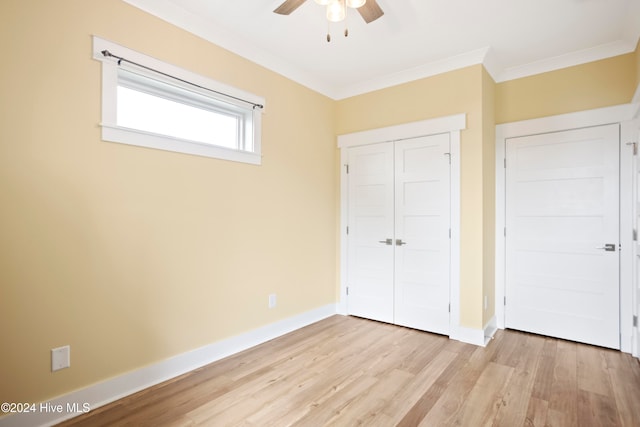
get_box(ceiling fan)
[274,0,384,25]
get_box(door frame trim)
[337,113,466,340]
[627,99,640,358]
[495,103,640,353]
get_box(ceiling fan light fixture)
[273,0,384,39]
[326,0,346,22]
[346,0,366,8]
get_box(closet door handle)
[396,239,407,246]
[595,243,616,251]
[378,238,393,245]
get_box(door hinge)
[504,296,506,306]
[444,152,451,164]
[346,286,349,296]
[627,142,638,156]
[346,226,349,235]
[345,164,350,174]
[504,158,507,168]
[448,228,451,239]
[504,227,506,237]
[448,303,450,313]
[634,229,637,242]
[634,315,638,327]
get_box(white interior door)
[346,143,395,323]
[394,135,451,334]
[346,134,451,334]
[505,124,620,349]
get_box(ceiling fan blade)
[357,0,384,23]
[274,0,307,15]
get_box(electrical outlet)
[51,345,70,372]
[268,294,277,309]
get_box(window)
[93,36,264,165]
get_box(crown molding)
[494,39,638,83]
[122,0,638,100]
[332,47,492,100]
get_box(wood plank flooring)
[57,315,640,426]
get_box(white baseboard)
[450,325,486,347]
[483,315,498,346]
[0,304,337,427]
[450,316,498,347]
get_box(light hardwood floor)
[58,315,640,426]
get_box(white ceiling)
[123,0,640,100]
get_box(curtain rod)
[101,50,264,110]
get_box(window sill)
[101,124,262,165]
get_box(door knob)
[396,239,407,246]
[595,243,616,251]
[378,238,393,245]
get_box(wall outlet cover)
[52,345,70,372]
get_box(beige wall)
[1,0,638,409]
[0,0,336,404]
[496,53,636,123]
[482,68,496,327]
[336,65,491,330]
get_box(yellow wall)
[482,68,496,327]
[1,0,638,410]
[0,0,336,404]
[336,65,490,329]
[496,53,636,123]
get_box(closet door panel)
[346,143,395,323]
[394,134,451,334]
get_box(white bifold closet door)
[346,142,395,324]
[346,133,451,335]
[505,124,620,349]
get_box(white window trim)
[92,36,265,165]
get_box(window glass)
[116,85,241,150]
